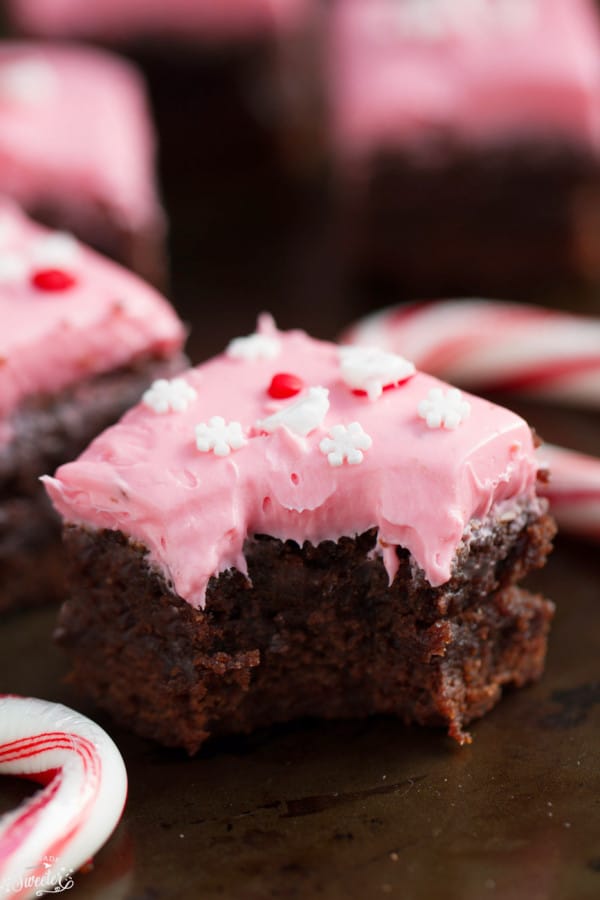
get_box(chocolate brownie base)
[340,138,600,303]
[55,502,555,751]
[0,353,186,614]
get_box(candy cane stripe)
[344,299,600,409]
[0,697,127,900]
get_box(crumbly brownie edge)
[55,505,555,751]
[0,352,187,613]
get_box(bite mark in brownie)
[46,319,555,748]
[56,504,555,753]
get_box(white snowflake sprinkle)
[418,387,471,430]
[257,386,329,438]
[319,422,373,467]
[195,416,247,457]
[0,252,27,284]
[385,0,537,41]
[0,59,58,104]
[339,345,415,401]
[143,378,197,414]
[32,232,79,268]
[226,330,280,362]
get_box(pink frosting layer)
[44,319,539,608]
[0,43,161,233]
[10,0,311,41]
[0,202,185,435]
[328,0,600,161]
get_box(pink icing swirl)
[44,319,540,606]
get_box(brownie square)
[0,42,166,285]
[327,0,600,299]
[0,202,186,612]
[45,320,555,748]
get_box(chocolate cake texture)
[56,500,555,753]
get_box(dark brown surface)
[0,353,186,612]
[1,528,599,900]
[0,39,599,900]
[54,503,554,753]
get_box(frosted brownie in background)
[4,0,327,328]
[0,42,166,286]
[44,318,555,752]
[7,0,312,45]
[326,0,600,304]
[0,202,186,614]
[5,1,322,169]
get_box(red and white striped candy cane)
[537,444,600,541]
[342,299,600,409]
[0,696,127,900]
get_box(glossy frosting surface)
[45,318,539,607]
[0,43,161,231]
[10,0,311,41]
[329,0,600,160]
[0,202,185,434]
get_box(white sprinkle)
[0,59,58,104]
[195,416,247,457]
[339,345,415,401]
[0,252,27,284]
[418,387,471,430]
[32,232,79,268]
[320,422,373,467]
[143,378,197,415]
[226,331,280,362]
[378,0,538,42]
[258,386,330,438]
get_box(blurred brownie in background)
[0,42,166,285]
[327,0,600,303]
[0,201,186,614]
[7,0,310,45]
[4,1,325,312]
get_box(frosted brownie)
[0,43,165,285]
[45,318,555,751]
[327,0,600,298]
[0,202,186,613]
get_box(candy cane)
[342,299,600,409]
[0,696,127,900]
[537,444,600,541]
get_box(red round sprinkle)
[268,372,304,399]
[31,268,77,292]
